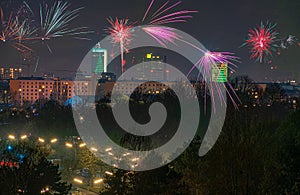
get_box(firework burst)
[142,26,240,110]
[0,6,33,52]
[243,21,279,63]
[37,1,92,52]
[189,51,240,111]
[107,17,135,73]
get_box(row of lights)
[7,136,141,164]
[7,135,102,154]
[8,134,58,143]
[73,171,114,185]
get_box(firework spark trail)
[142,0,154,22]
[280,35,297,49]
[242,21,279,63]
[142,26,181,47]
[142,26,240,110]
[1,0,92,75]
[142,0,197,25]
[107,18,136,73]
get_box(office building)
[91,43,108,74]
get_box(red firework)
[107,18,135,73]
[244,22,279,63]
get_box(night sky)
[0,0,299,82]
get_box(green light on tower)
[92,43,108,74]
[212,63,228,82]
[95,53,104,74]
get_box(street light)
[79,143,86,148]
[20,135,28,140]
[94,178,103,184]
[73,178,83,184]
[38,137,45,143]
[65,142,73,148]
[8,135,15,140]
[90,147,98,152]
[105,171,113,176]
[50,138,58,143]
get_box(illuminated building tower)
[212,63,228,82]
[91,43,108,74]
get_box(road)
[70,187,98,195]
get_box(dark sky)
[0,0,299,82]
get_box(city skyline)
[0,0,299,82]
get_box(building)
[91,43,108,74]
[10,77,93,106]
[96,79,200,100]
[0,67,23,80]
[129,53,167,81]
[0,80,10,104]
[212,63,228,82]
[98,72,117,83]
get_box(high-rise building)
[130,53,167,81]
[91,43,108,74]
[0,67,23,80]
[212,63,228,82]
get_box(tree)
[76,147,108,186]
[0,140,71,194]
[275,110,300,194]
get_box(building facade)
[91,43,108,74]
[10,77,93,106]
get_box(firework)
[281,35,297,49]
[243,21,279,63]
[0,6,33,52]
[142,26,181,47]
[107,17,135,73]
[189,51,240,111]
[141,26,239,110]
[142,0,197,25]
[36,0,91,52]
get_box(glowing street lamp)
[131,157,140,162]
[8,135,15,140]
[91,147,98,152]
[79,143,86,148]
[20,135,28,140]
[50,138,58,143]
[73,178,83,184]
[94,178,103,184]
[65,142,73,148]
[105,171,113,176]
[38,137,45,143]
